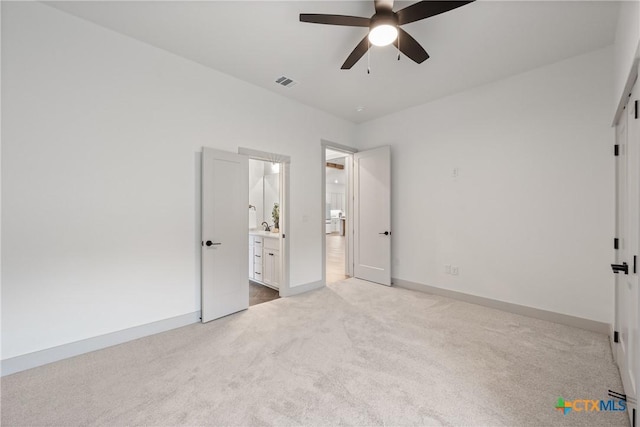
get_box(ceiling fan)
[300,1,475,69]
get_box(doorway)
[239,147,291,306]
[248,158,282,306]
[321,142,392,287]
[201,147,290,322]
[322,142,357,285]
[325,148,352,283]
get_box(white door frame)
[321,140,357,284]
[239,147,291,297]
[612,63,640,427]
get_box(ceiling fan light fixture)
[368,24,398,47]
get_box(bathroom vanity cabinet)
[249,231,280,290]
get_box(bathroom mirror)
[249,159,280,229]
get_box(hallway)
[326,233,348,284]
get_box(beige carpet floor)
[1,278,629,426]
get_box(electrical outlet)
[452,167,459,178]
[445,264,451,274]
[451,266,459,275]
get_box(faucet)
[261,221,271,232]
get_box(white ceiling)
[47,1,620,123]
[326,148,349,161]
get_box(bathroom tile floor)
[249,281,279,306]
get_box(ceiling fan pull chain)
[367,40,371,74]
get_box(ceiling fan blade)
[393,28,429,64]
[374,0,394,13]
[300,14,370,27]
[396,1,474,25]
[341,36,370,70]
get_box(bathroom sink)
[249,230,280,238]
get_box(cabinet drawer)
[253,263,262,275]
[264,237,279,250]
[254,252,262,265]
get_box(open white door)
[201,147,249,322]
[614,82,639,426]
[353,146,391,286]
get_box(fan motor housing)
[370,11,398,30]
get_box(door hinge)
[614,144,620,156]
[633,408,636,427]
[635,100,638,119]
[614,238,619,250]
[614,330,619,343]
[634,255,637,274]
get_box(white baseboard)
[1,311,201,377]
[281,280,324,297]
[392,278,610,335]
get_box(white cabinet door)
[263,248,273,286]
[272,250,280,288]
[201,147,249,322]
[261,237,280,289]
[263,249,280,289]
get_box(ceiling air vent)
[275,76,298,88]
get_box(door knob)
[205,240,221,247]
[611,262,628,274]
[379,231,390,236]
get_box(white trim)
[320,140,357,155]
[280,162,290,295]
[238,147,291,164]
[281,280,324,297]
[393,278,610,335]
[613,58,639,126]
[1,311,200,376]
[321,145,327,286]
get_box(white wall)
[613,0,640,110]
[1,2,355,360]
[355,47,615,323]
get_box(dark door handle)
[611,262,628,274]
[379,231,390,236]
[205,240,221,247]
